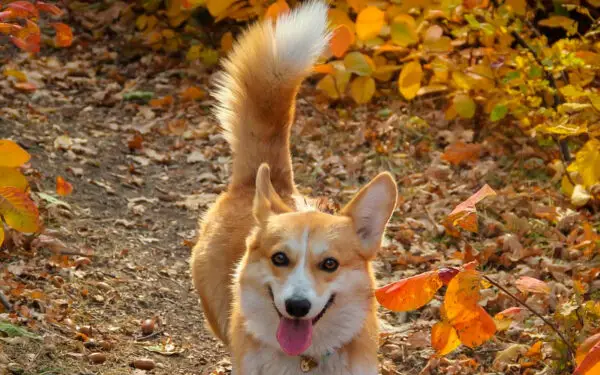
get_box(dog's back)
[190,1,330,344]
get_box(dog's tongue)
[276,317,313,356]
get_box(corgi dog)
[190,1,398,374]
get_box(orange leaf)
[577,333,600,365]
[265,0,290,21]
[220,31,233,53]
[313,64,335,74]
[0,186,41,233]
[441,141,482,165]
[453,305,496,347]
[526,341,543,357]
[180,86,205,101]
[444,184,496,235]
[0,223,4,248]
[36,2,64,16]
[376,271,443,312]
[52,23,73,48]
[0,22,20,35]
[56,176,73,196]
[14,82,36,92]
[12,19,40,53]
[7,1,38,18]
[444,268,482,324]
[330,24,354,58]
[431,321,461,356]
[515,276,551,295]
[0,139,31,167]
[574,337,600,375]
[149,95,174,108]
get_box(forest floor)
[1,30,599,375]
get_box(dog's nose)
[285,298,311,318]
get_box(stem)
[0,291,12,312]
[482,275,576,363]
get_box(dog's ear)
[341,172,397,256]
[253,163,292,224]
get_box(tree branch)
[482,275,576,363]
[0,291,12,312]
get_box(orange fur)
[190,2,398,373]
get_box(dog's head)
[236,164,397,356]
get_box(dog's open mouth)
[268,287,335,356]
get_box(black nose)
[285,298,311,318]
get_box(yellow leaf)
[0,140,30,167]
[561,175,575,197]
[431,321,461,356]
[136,14,148,30]
[3,69,27,83]
[452,71,472,90]
[571,139,600,188]
[347,0,367,12]
[343,52,374,76]
[453,94,476,119]
[390,14,417,47]
[187,45,202,61]
[417,84,449,96]
[505,0,526,15]
[205,0,236,17]
[328,9,355,34]
[0,186,40,233]
[0,167,28,190]
[0,222,4,247]
[398,61,422,100]
[166,0,183,18]
[313,64,335,74]
[356,6,385,41]
[317,74,340,99]
[330,25,354,58]
[539,16,577,35]
[350,76,376,104]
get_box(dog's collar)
[299,349,334,373]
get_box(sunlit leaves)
[568,139,600,188]
[539,16,578,36]
[398,61,422,100]
[431,321,461,356]
[390,14,417,47]
[0,139,30,167]
[376,271,443,312]
[0,186,40,233]
[356,6,384,41]
[0,168,29,191]
[490,103,508,121]
[443,184,496,235]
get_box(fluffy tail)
[213,0,330,195]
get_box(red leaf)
[51,23,72,48]
[11,19,40,53]
[6,1,38,18]
[376,271,443,312]
[438,267,460,285]
[441,141,482,165]
[0,22,21,34]
[35,1,64,16]
[14,82,36,92]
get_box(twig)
[482,275,576,363]
[135,330,163,342]
[0,290,11,312]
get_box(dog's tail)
[213,1,330,195]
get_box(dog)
[190,1,398,374]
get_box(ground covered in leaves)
[1,30,599,375]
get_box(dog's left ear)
[253,163,292,224]
[341,172,398,256]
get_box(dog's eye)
[320,257,339,272]
[271,252,289,267]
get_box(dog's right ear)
[253,163,292,224]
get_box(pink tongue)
[276,317,313,356]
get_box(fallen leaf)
[441,142,482,165]
[443,184,496,234]
[56,176,73,196]
[515,276,551,295]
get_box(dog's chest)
[240,347,350,375]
